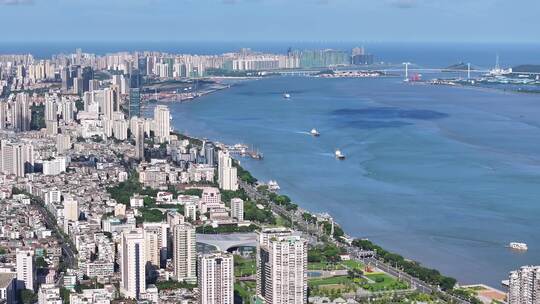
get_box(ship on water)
[508,242,528,251]
[310,128,320,137]
[335,149,346,160]
[283,93,291,99]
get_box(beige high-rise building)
[63,198,79,222]
[230,198,244,222]
[257,227,293,299]
[45,120,58,135]
[61,100,75,122]
[153,105,170,143]
[56,134,71,154]
[120,229,146,299]
[0,141,34,177]
[197,252,234,304]
[166,211,184,228]
[144,230,160,268]
[44,98,57,121]
[172,223,196,282]
[103,88,115,120]
[256,228,307,304]
[509,266,540,304]
[218,151,238,191]
[114,203,126,217]
[113,119,128,140]
[16,249,35,291]
[143,222,168,268]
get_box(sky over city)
[1,0,539,42]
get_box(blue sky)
[1,0,539,42]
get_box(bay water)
[168,76,540,287]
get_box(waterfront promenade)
[238,180,472,304]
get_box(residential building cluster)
[0,46,375,96]
[0,48,309,304]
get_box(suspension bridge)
[276,63,540,78]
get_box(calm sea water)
[168,76,540,288]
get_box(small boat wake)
[316,152,335,158]
[295,129,320,136]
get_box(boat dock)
[224,143,264,160]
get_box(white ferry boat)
[508,242,528,251]
[283,93,291,99]
[335,149,346,160]
[310,128,320,137]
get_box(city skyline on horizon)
[1,0,539,43]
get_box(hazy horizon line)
[1,40,540,45]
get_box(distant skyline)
[1,0,539,43]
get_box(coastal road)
[239,181,320,236]
[359,256,471,304]
[239,180,471,303]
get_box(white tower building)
[509,265,540,304]
[153,105,170,143]
[0,141,34,177]
[230,198,244,222]
[16,249,35,291]
[120,229,146,299]
[63,197,79,222]
[218,151,238,191]
[256,228,307,304]
[172,223,196,282]
[197,252,234,304]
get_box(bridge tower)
[402,62,411,81]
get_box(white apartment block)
[16,249,35,291]
[198,252,234,304]
[230,198,244,222]
[153,105,170,143]
[63,197,79,222]
[172,223,197,282]
[143,222,168,266]
[509,265,540,304]
[120,229,146,299]
[257,228,307,304]
[86,261,114,279]
[0,140,34,177]
[217,151,238,191]
[42,157,68,176]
